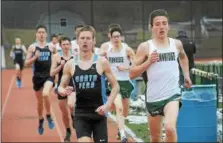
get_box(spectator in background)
[49,34,58,46]
[49,34,60,89]
[49,34,60,53]
[176,30,196,85]
[55,33,63,54]
[71,24,85,56]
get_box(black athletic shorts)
[55,80,74,100]
[14,60,24,70]
[47,76,55,83]
[74,116,108,143]
[32,75,52,91]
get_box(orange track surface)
[1,69,134,142]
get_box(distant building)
[39,9,85,38]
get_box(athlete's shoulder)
[100,42,110,52]
[28,43,36,52]
[98,56,111,74]
[135,41,151,55]
[53,52,60,58]
[65,58,75,70]
[172,38,181,43]
[172,38,183,47]
[139,41,149,48]
[67,57,75,63]
[29,42,36,47]
[62,58,75,76]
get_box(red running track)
[1,68,135,142]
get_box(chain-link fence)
[1,0,222,68]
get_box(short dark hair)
[59,36,71,45]
[36,24,47,32]
[107,23,121,33]
[74,24,85,31]
[149,9,169,27]
[110,27,122,36]
[51,34,58,40]
[77,25,96,39]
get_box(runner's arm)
[22,45,28,55]
[175,39,190,78]
[9,46,14,58]
[58,60,74,96]
[125,46,136,70]
[50,54,63,77]
[129,42,151,79]
[101,58,119,108]
[99,43,108,57]
[49,44,57,54]
[25,45,38,67]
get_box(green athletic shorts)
[146,94,182,117]
[108,80,134,99]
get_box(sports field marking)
[51,103,64,142]
[2,76,15,118]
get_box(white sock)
[120,129,126,138]
[54,83,57,89]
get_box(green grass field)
[127,102,222,142]
[126,121,150,142]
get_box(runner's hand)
[61,60,65,67]
[117,65,128,71]
[64,86,73,96]
[148,50,159,63]
[184,76,192,88]
[95,104,110,116]
[34,49,40,58]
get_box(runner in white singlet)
[100,24,135,143]
[71,24,85,56]
[129,9,192,142]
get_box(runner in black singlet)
[50,36,75,142]
[10,37,27,88]
[25,25,56,135]
[58,25,119,143]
